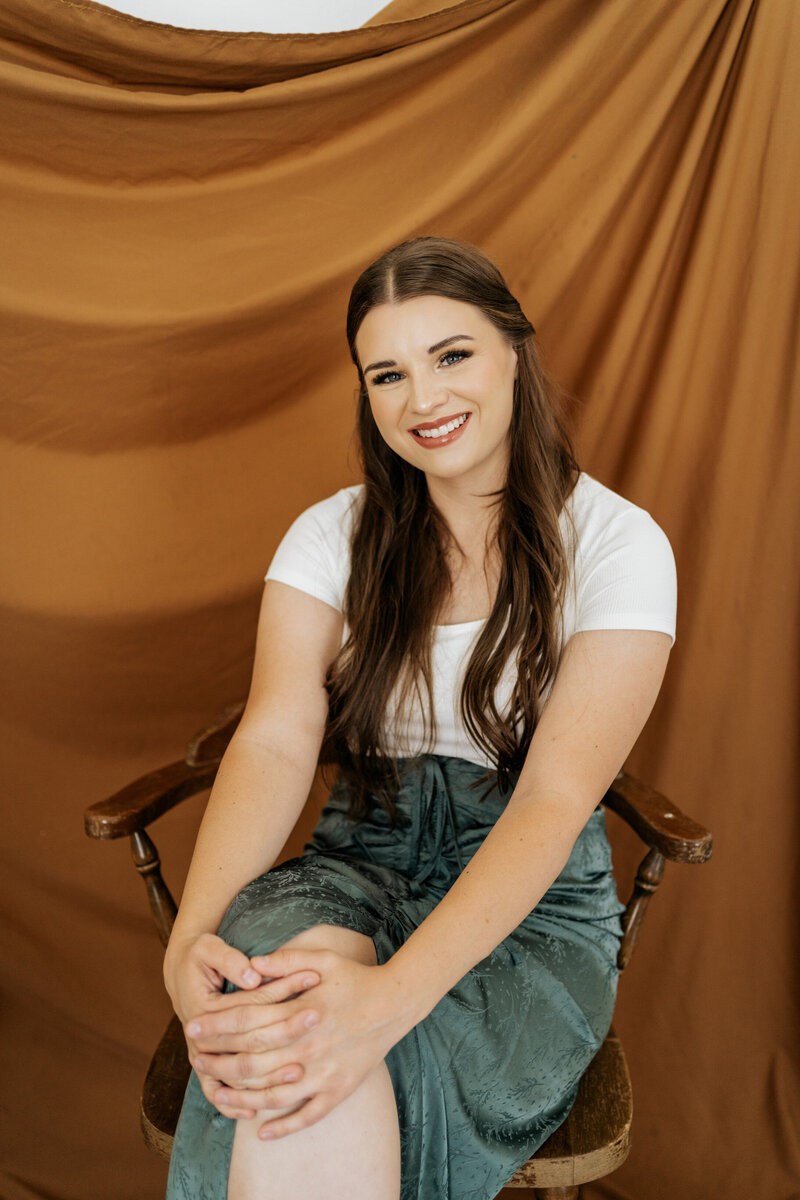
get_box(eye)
[370,369,404,386]
[439,349,472,367]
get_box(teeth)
[415,413,468,439]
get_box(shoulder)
[285,484,364,539]
[264,484,364,613]
[565,472,661,536]
[564,473,673,563]
[562,473,677,643]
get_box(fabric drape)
[1,1,797,1197]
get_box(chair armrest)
[84,759,218,841]
[85,700,246,841]
[603,772,712,864]
[186,701,245,767]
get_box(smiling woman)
[358,298,516,477]
[162,237,676,1200]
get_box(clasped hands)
[171,933,410,1141]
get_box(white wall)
[102,0,388,34]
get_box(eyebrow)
[363,334,474,375]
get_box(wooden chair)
[84,702,712,1199]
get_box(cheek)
[367,397,388,434]
[368,392,404,433]
[472,358,514,397]
[367,398,404,452]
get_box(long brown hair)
[321,237,578,819]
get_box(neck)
[425,472,504,558]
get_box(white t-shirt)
[265,473,677,767]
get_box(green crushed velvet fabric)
[166,755,625,1200]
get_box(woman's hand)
[188,947,418,1139]
[164,932,320,1120]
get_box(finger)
[215,1076,308,1112]
[250,947,334,979]
[187,996,319,1042]
[186,974,316,1024]
[194,1030,313,1087]
[201,970,320,1003]
[258,1094,332,1140]
[185,987,274,1021]
[186,970,319,1040]
[193,1006,318,1084]
[247,970,320,1005]
[190,1008,319,1055]
[215,1097,257,1120]
[203,1061,305,1102]
[194,932,262,991]
[196,1071,257,1120]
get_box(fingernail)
[284,1070,299,1083]
[187,1022,201,1037]
[259,1129,275,1140]
[304,1011,319,1028]
[243,968,260,986]
[302,975,316,988]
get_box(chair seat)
[505,1026,632,1189]
[143,1017,632,1189]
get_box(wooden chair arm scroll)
[602,773,712,971]
[84,704,246,842]
[603,773,711,864]
[84,704,245,947]
[84,760,218,842]
[84,761,215,947]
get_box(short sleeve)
[567,475,677,645]
[264,485,362,613]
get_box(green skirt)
[166,756,625,1200]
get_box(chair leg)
[534,1188,580,1199]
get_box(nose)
[408,370,447,414]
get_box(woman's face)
[355,295,518,492]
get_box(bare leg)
[227,926,402,1200]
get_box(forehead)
[355,295,497,358]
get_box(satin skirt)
[166,755,625,1200]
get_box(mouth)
[409,411,471,448]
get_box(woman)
[164,237,676,1200]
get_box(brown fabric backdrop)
[1,0,798,1197]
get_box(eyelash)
[371,349,472,386]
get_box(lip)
[409,411,471,449]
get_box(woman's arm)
[163,579,343,1114]
[166,581,343,947]
[379,627,672,1014]
[191,627,672,1136]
